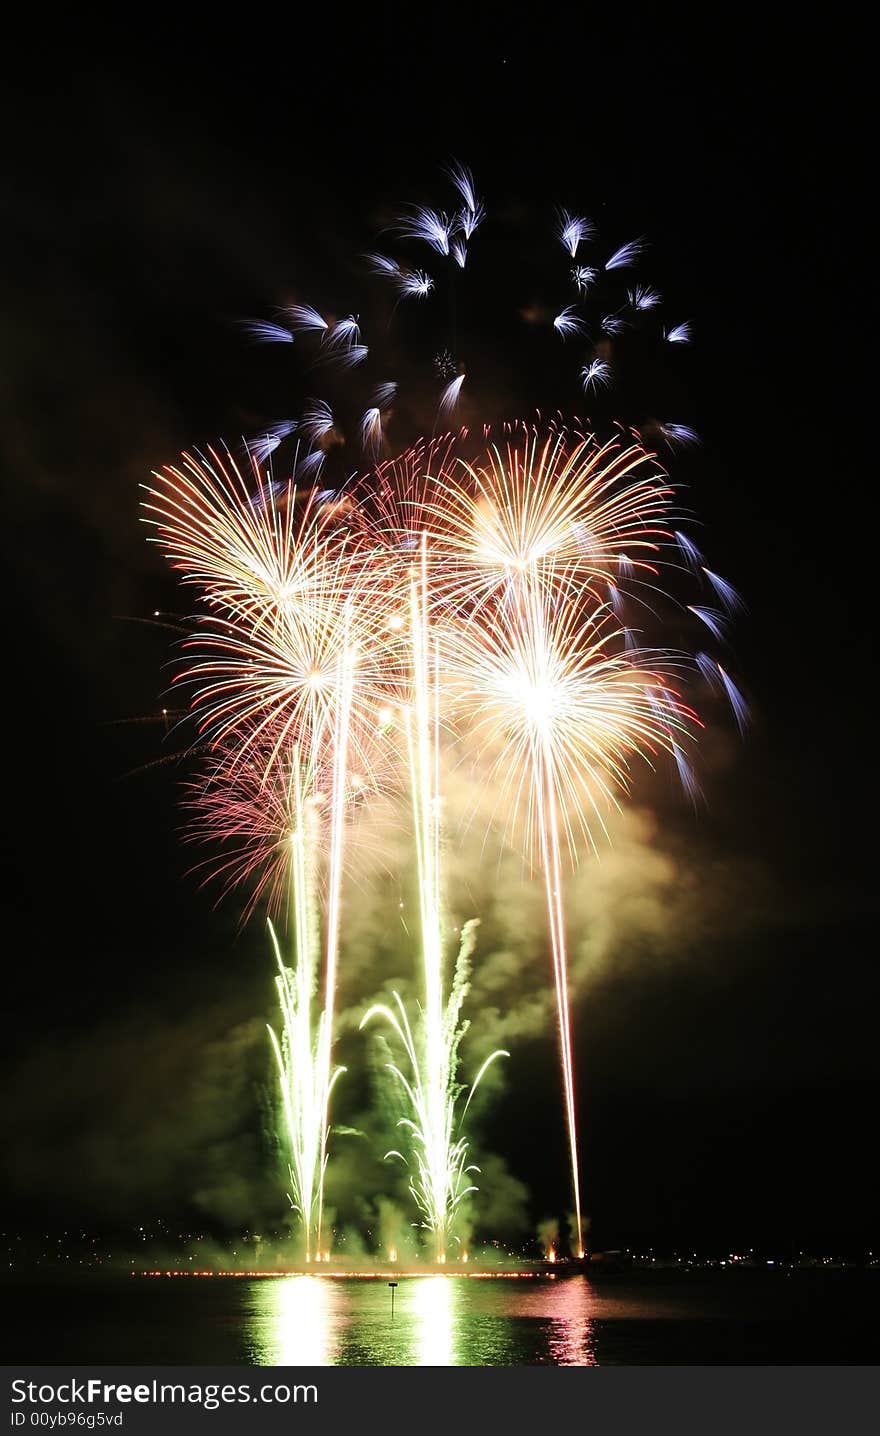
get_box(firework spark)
[558,210,594,257]
[241,320,294,345]
[553,306,587,340]
[659,422,701,447]
[438,374,465,419]
[572,265,598,293]
[286,304,328,335]
[628,284,661,310]
[448,160,479,215]
[605,238,646,270]
[395,206,452,256]
[581,359,612,393]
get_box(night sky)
[1,13,876,1256]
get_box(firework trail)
[266,753,345,1261]
[360,540,507,1259]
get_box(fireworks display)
[143,162,746,1261]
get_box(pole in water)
[388,1281,398,1319]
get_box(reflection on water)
[7,1270,870,1366]
[414,1276,454,1366]
[244,1274,596,1366]
[527,1275,597,1365]
[247,1276,337,1365]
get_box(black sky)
[1,11,877,1253]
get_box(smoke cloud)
[1,743,791,1252]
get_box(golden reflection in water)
[248,1275,334,1366]
[413,1276,455,1366]
[243,1271,596,1366]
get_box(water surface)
[3,1271,876,1365]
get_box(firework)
[438,374,466,419]
[145,411,745,1257]
[143,156,748,1253]
[285,304,328,336]
[605,238,647,271]
[141,447,350,632]
[553,306,588,340]
[404,430,712,1253]
[394,206,452,256]
[266,754,345,1260]
[572,265,598,294]
[366,253,434,299]
[143,454,392,1253]
[420,429,675,615]
[447,159,480,217]
[359,407,384,457]
[628,285,661,311]
[581,360,612,393]
[356,425,739,1250]
[324,315,361,351]
[247,421,298,465]
[558,210,595,257]
[187,738,311,920]
[165,534,381,787]
[360,543,507,1259]
[659,422,701,448]
[237,162,698,489]
[445,582,696,1253]
[241,320,294,345]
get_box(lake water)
[2,1271,876,1365]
